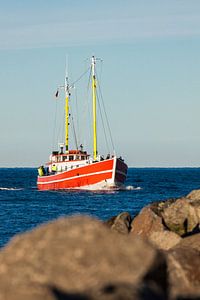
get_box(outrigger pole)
[91,56,97,160]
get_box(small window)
[69,156,74,161]
[81,156,85,160]
[58,156,62,162]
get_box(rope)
[70,66,91,150]
[96,91,110,154]
[79,67,92,151]
[69,101,78,149]
[71,115,78,149]
[61,109,65,145]
[96,71,115,152]
[75,87,80,147]
[71,67,90,88]
[52,99,58,150]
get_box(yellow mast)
[65,90,69,152]
[91,56,97,160]
[65,58,70,152]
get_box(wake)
[76,184,142,192]
[0,187,23,191]
[122,185,142,191]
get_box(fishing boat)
[37,56,127,190]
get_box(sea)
[0,167,200,248]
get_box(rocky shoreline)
[1,190,200,299]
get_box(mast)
[65,62,69,152]
[91,56,97,160]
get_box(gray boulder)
[186,189,200,202]
[130,206,165,238]
[167,246,200,299]
[0,215,168,300]
[105,212,132,234]
[186,190,200,225]
[171,232,200,253]
[161,198,199,236]
[149,231,181,251]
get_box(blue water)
[0,167,200,248]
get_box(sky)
[0,0,200,167]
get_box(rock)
[161,198,199,236]
[187,189,200,202]
[186,190,200,225]
[167,246,200,299]
[104,215,117,227]
[131,206,165,238]
[172,233,200,253]
[149,231,181,250]
[190,204,200,227]
[109,212,132,234]
[150,199,177,215]
[167,232,200,298]
[0,215,168,300]
[84,282,167,300]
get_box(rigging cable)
[70,66,91,150]
[60,109,65,147]
[74,87,80,147]
[52,98,58,150]
[96,71,115,152]
[96,90,110,154]
[71,67,90,88]
[69,100,79,150]
[95,60,110,153]
[80,67,92,151]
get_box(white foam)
[75,184,118,191]
[0,187,22,191]
[72,182,142,192]
[73,180,120,191]
[123,185,142,191]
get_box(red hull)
[37,158,127,190]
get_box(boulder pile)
[1,189,200,299]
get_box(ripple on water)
[0,167,200,247]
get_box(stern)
[113,157,128,186]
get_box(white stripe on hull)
[38,169,113,185]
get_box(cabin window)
[81,156,85,160]
[69,155,74,161]
[76,155,79,160]
[52,156,57,162]
[63,156,68,161]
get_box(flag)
[55,90,59,98]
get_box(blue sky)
[0,0,200,167]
